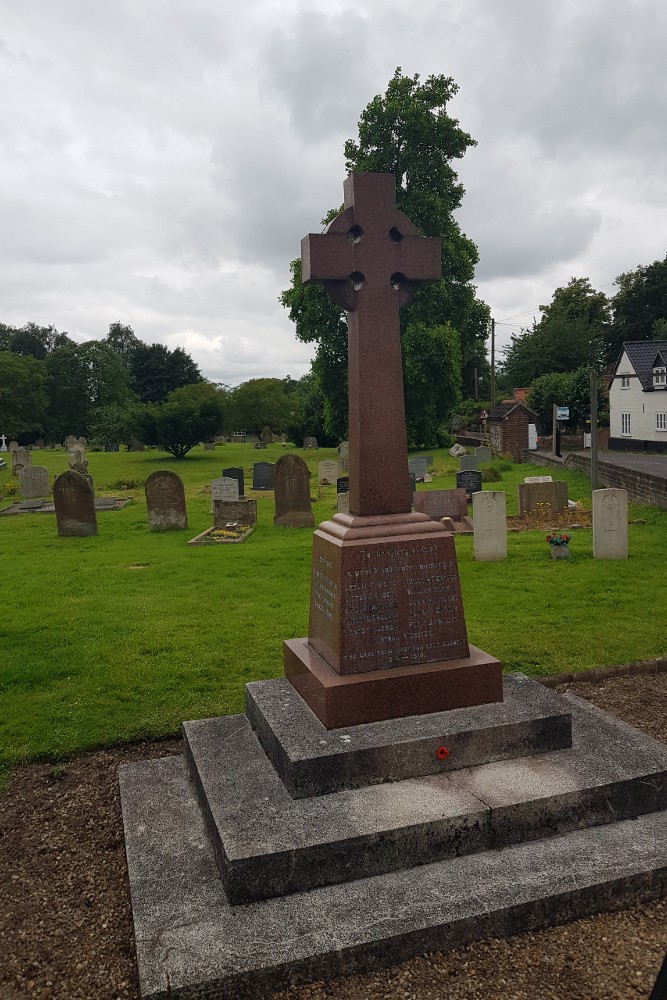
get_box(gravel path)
[1,672,666,1000]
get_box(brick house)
[487,400,537,460]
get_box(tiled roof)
[487,400,537,421]
[617,340,667,391]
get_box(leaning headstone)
[53,470,97,537]
[473,491,507,561]
[592,488,628,560]
[476,446,492,463]
[274,454,314,527]
[317,460,338,485]
[518,481,568,517]
[145,471,188,531]
[223,467,245,497]
[449,443,467,457]
[337,441,349,473]
[252,462,275,490]
[408,456,428,481]
[303,436,318,449]
[413,488,468,522]
[211,477,240,502]
[459,454,480,472]
[456,469,483,502]
[11,447,31,476]
[19,465,50,499]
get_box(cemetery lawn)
[1,444,665,771]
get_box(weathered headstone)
[336,476,349,494]
[8,440,19,452]
[303,436,318,449]
[261,426,273,445]
[19,465,50,498]
[459,454,480,472]
[518,481,568,517]
[475,446,492,463]
[337,441,349,473]
[252,462,275,490]
[408,456,428,480]
[68,448,89,475]
[53,470,97,537]
[212,498,257,529]
[223,467,245,497]
[63,434,78,451]
[274,454,314,527]
[203,442,215,451]
[412,488,468,522]
[145,471,188,531]
[317,460,338,485]
[592,488,628,560]
[449,443,467,457]
[211,477,240,502]
[11,447,31,476]
[473,491,507,561]
[456,470,483,502]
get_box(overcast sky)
[2,0,666,385]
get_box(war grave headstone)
[145,471,188,531]
[459,453,480,472]
[303,436,318,449]
[337,440,349,473]
[476,446,492,463]
[456,469,483,502]
[0,434,7,452]
[592,488,628,560]
[408,455,428,481]
[19,465,50,499]
[518,480,568,517]
[317,460,338,485]
[12,447,31,476]
[274,454,314,528]
[53,470,97,537]
[473,490,507,561]
[120,172,667,1000]
[222,467,245,496]
[252,461,275,490]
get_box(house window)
[653,367,666,387]
[621,412,631,436]
[657,412,667,432]
[621,375,631,389]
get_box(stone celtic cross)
[301,173,441,517]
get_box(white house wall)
[610,349,667,443]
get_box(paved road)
[576,450,667,481]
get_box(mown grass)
[1,443,664,771]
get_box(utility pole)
[590,368,598,491]
[552,403,559,457]
[490,317,496,410]
[473,365,478,401]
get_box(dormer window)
[654,366,666,388]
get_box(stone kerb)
[592,488,628,559]
[145,471,188,531]
[473,491,507,561]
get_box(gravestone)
[53,470,97,537]
[303,436,318,449]
[0,434,7,452]
[252,462,275,490]
[592,488,628,560]
[518,480,568,517]
[336,476,349,494]
[456,470,483,502]
[19,465,50,498]
[261,426,273,445]
[211,477,240,502]
[68,449,89,476]
[317,460,338,485]
[524,475,553,484]
[212,498,257,529]
[63,435,78,451]
[337,441,349,473]
[449,443,467,457]
[203,442,215,451]
[420,455,434,469]
[8,440,19,452]
[408,456,428,480]
[337,491,349,513]
[145,471,188,531]
[11,447,31,475]
[459,454,480,472]
[476,446,492,463]
[222,467,245,497]
[104,443,120,452]
[423,473,433,483]
[413,488,468,522]
[34,438,44,449]
[274,454,314,528]
[473,491,507,561]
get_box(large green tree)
[607,255,667,363]
[225,378,292,437]
[0,351,49,440]
[281,68,489,445]
[501,278,610,387]
[45,341,133,440]
[133,382,224,459]
[526,367,609,434]
[105,321,141,367]
[131,343,202,403]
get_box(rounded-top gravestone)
[53,470,98,537]
[274,454,314,527]
[145,471,188,531]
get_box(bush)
[480,464,502,482]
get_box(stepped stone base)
[120,677,667,998]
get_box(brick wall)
[523,452,667,509]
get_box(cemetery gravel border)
[1,670,666,1000]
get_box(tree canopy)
[526,367,609,433]
[0,352,49,440]
[133,383,224,459]
[606,255,667,362]
[281,68,489,446]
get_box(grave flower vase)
[550,544,570,559]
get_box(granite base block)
[181,694,667,904]
[245,673,572,797]
[120,756,667,1000]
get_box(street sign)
[480,409,488,420]
[556,406,569,421]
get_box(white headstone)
[472,491,507,561]
[592,488,628,560]
[211,476,240,502]
[0,434,6,452]
[318,460,339,485]
[337,491,349,513]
